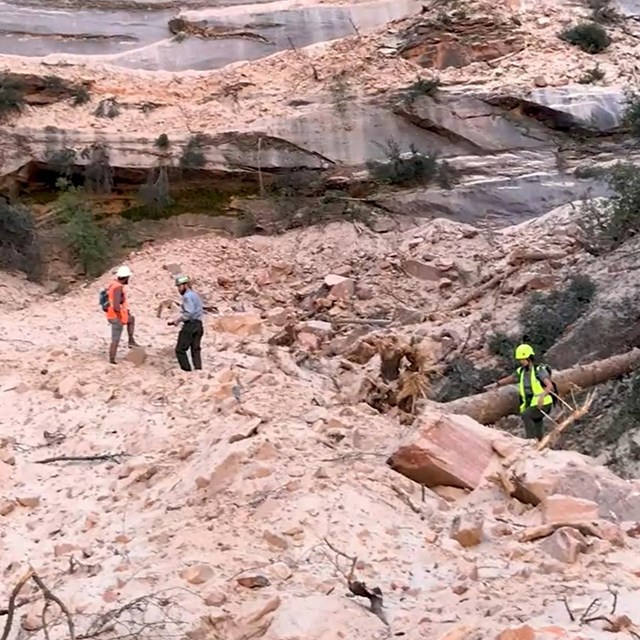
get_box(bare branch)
[1,569,34,640]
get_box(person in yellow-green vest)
[486,343,555,441]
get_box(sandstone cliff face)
[1,0,638,227]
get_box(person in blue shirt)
[168,274,204,371]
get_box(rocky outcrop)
[397,13,525,69]
[1,72,91,107]
[521,86,627,133]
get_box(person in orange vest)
[105,265,139,364]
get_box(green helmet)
[175,274,190,286]
[515,343,535,360]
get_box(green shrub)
[487,332,518,364]
[71,85,90,106]
[43,75,65,92]
[56,186,108,277]
[45,147,77,180]
[179,134,206,169]
[579,162,640,254]
[560,22,611,53]
[0,74,26,119]
[94,97,120,119]
[519,275,596,354]
[401,77,440,104]
[622,91,640,137]
[367,140,439,187]
[0,200,42,281]
[155,133,170,149]
[578,64,605,84]
[430,357,506,403]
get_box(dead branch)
[35,453,127,464]
[390,483,422,515]
[1,569,34,640]
[450,265,518,310]
[519,520,607,543]
[581,598,602,623]
[347,16,361,37]
[507,248,566,265]
[563,596,575,622]
[537,391,595,451]
[286,36,320,81]
[330,318,391,327]
[322,539,387,626]
[31,571,76,640]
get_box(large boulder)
[512,449,640,521]
[388,412,520,489]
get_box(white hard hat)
[116,265,132,279]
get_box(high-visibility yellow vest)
[517,365,553,413]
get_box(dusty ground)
[2,213,640,640]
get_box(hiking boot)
[128,340,141,348]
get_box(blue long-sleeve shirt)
[180,289,203,322]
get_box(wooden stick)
[519,520,606,543]
[1,569,34,640]
[537,391,595,451]
[35,453,126,464]
[450,265,518,310]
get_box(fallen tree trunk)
[435,348,640,425]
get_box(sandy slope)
[1,218,640,640]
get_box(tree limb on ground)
[322,539,388,626]
[35,453,127,465]
[537,391,595,450]
[519,520,608,543]
[1,569,33,640]
[435,348,640,424]
[449,265,518,310]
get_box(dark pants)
[176,320,203,371]
[521,406,546,440]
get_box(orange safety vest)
[106,282,129,324]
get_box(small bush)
[367,139,439,187]
[487,332,518,364]
[45,147,77,180]
[578,64,605,84]
[402,77,440,104]
[43,75,65,92]
[431,357,505,403]
[579,162,640,253]
[56,186,108,277]
[71,85,90,106]
[574,164,609,179]
[179,134,206,169]
[0,73,26,119]
[560,22,611,53]
[519,274,596,354]
[155,133,170,149]
[0,200,42,281]
[622,91,640,137]
[94,97,120,119]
